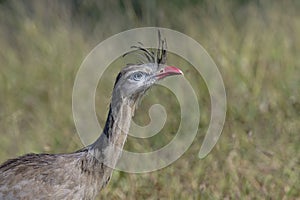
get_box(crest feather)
[123,30,167,65]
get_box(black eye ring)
[131,72,145,81]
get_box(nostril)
[159,69,164,73]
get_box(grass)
[0,0,299,199]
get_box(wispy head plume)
[123,30,167,66]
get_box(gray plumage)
[0,35,183,200]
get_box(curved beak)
[156,66,183,80]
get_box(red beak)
[156,66,183,80]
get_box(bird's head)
[112,35,183,105]
[113,63,182,101]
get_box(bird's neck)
[104,98,135,147]
[88,96,136,167]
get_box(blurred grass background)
[0,0,300,199]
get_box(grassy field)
[0,0,299,199]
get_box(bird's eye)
[131,72,145,81]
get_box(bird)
[0,34,183,200]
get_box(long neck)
[88,96,136,167]
[103,99,134,148]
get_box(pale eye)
[131,72,145,81]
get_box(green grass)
[0,0,299,199]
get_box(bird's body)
[0,152,105,199]
[0,35,183,200]
[0,101,132,200]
